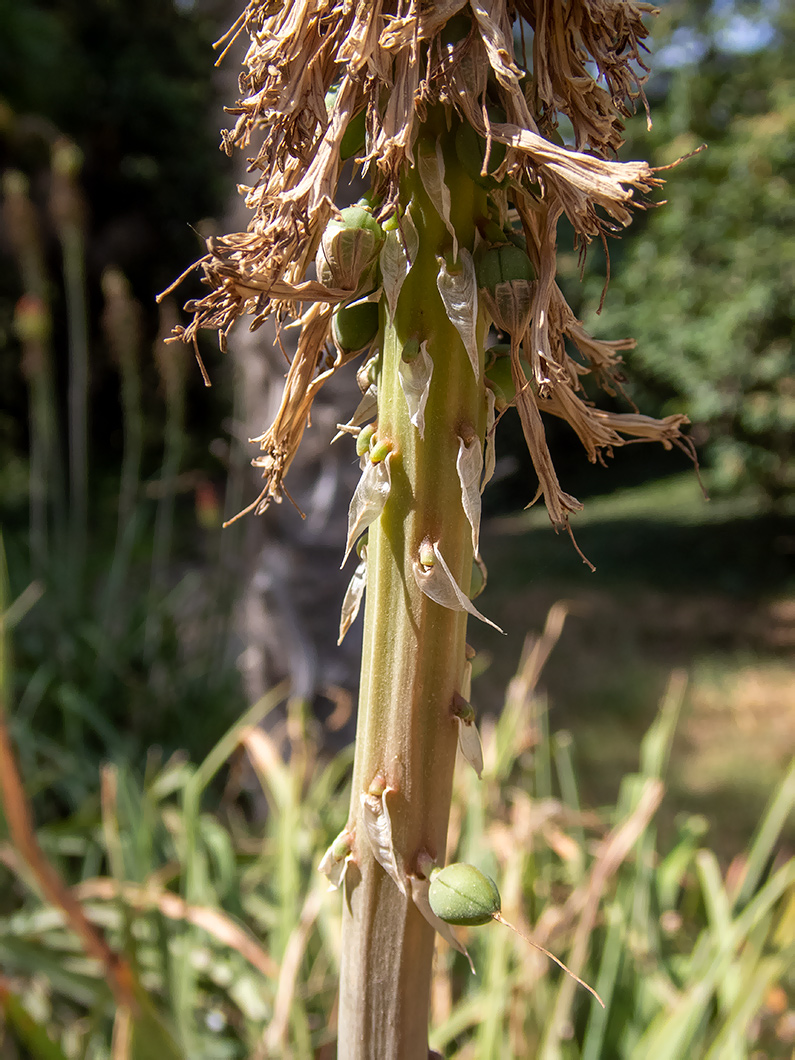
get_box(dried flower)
[166,0,693,535]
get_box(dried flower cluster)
[164,0,693,532]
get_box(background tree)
[579,0,795,503]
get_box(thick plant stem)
[338,144,487,1058]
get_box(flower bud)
[332,299,380,353]
[369,437,392,464]
[476,244,534,336]
[357,349,381,392]
[316,206,385,292]
[356,423,376,457]
[428,863,501,927]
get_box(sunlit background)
[1,1,793,1056]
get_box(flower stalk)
[166,3,698,1055]
[339,142,488,1059]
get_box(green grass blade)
[0,983,71,1060]
[732,757,795,910]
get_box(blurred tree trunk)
[229,284,363,732]
[218,95,364,736]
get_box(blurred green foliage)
[0,0,225,295]
[0,1,246,800]
[0,3,793,1053]
[1,611,793,1058]
[579,2,795,503]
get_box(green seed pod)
[476,244,535,336]
[476,244,534,290]
[484,342,512,371]
[428,863,501,927]
[485,354,532,409]
[325,85,367,160]
[503,226,528,252]
[485,356,514,408]
[454,107,508,189]
[317,206,385,292]
[332,300,380,353]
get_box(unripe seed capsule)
[484,342,511,372]
[428,863,605,1006]
[504,226,528,252]
[317,206,385,292]
[485,355,533,408]
[332,300,380,353]
[476,244,534,290]
[485,357,514,405]
[325,86,367,160]
[454,107,508,189]
[428,863,501,926]
[477,244,535,336]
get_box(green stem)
[338,137,487,1059]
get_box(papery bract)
[413,540,503,634]
[360,786,405,896]
[342,453,392,567]
[456,435,483,556]
[409,874,474,974]
[398,340,433,439]
[436,249,480,380]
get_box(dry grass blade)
[536,778,665,1050]
[513,601,570,699]
[258,885,327,1059]
[73,879,279,980]
[238,724,289,805]
[0,711,137,1010]
[111,1005,132,1060]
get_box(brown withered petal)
[527,0,655,153]
[511,353,584,531]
